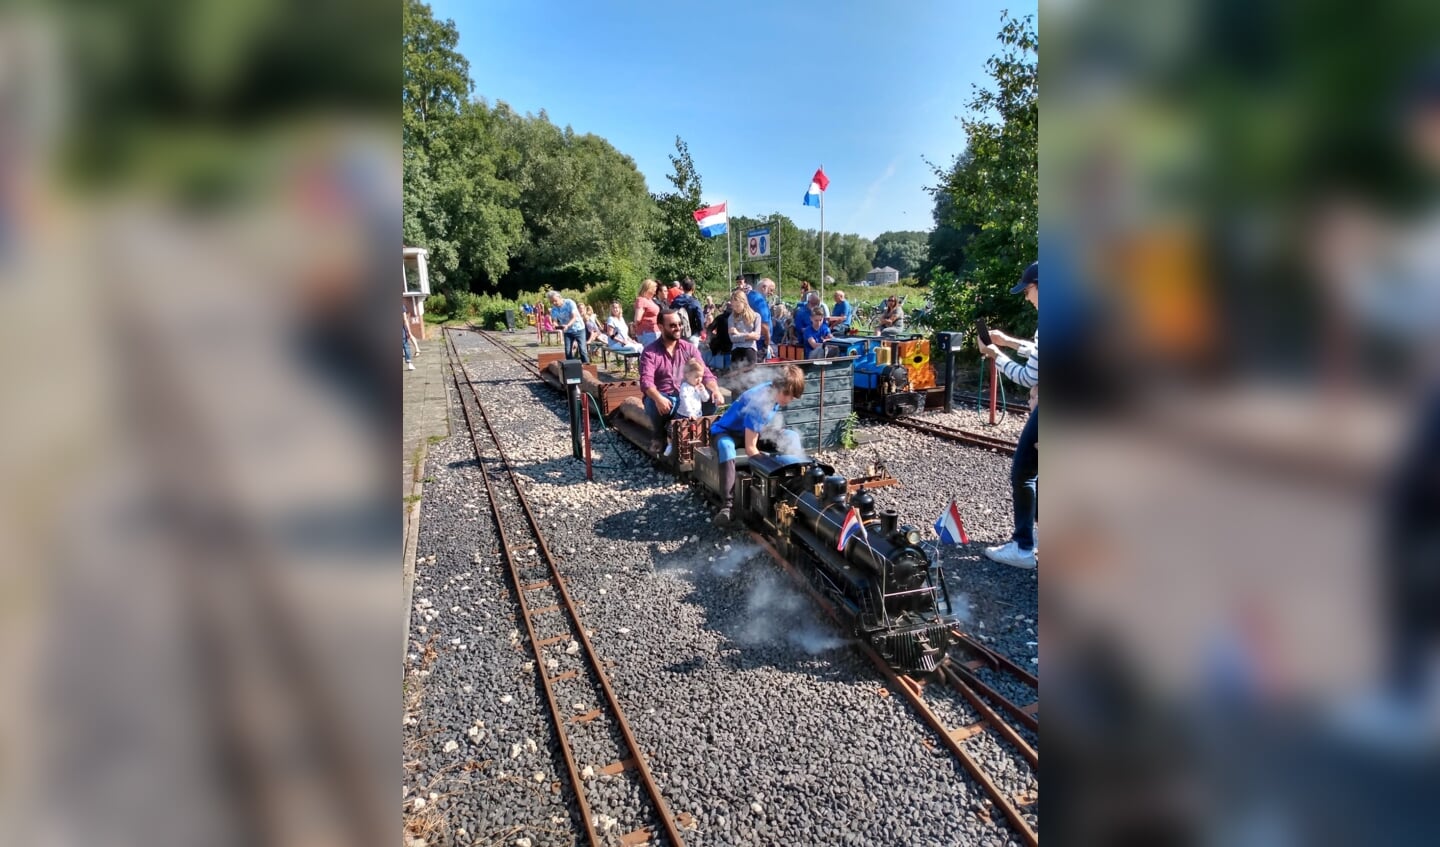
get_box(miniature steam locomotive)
[693,448,960,673]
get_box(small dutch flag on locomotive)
[836,505,868,551]
[933,501,969,545]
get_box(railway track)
[749,533,1040,847]
[444,332,691,847]
[467,324,543,378]
[860,411,1020,456]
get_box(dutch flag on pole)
[693,202,729,238]
[836,506,869,552]
[803,167,829,207]
[933,501,970,545]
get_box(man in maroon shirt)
[640,309,721,454]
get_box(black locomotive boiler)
[693,447,960,673]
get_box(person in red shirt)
[633,279,661,345]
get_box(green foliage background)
[924,12,1038,339]
[403,0,917,306]
[404,1,1036,336]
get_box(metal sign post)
[739,219,782,295]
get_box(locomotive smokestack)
[851,488,877,521]
[880,509,899,536]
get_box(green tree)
[402,0,469,154]
[873,231,930,278]
[919,188,976,282]
[652,137,720,285]
[402,0,523,289]
[496,109,654,291]
[929,12,1037,335]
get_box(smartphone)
[976,318,992,346]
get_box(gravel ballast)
[404,330,1039,846]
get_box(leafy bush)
[450,291,484,319]
[424,292,450,319]
[928,269,971,335]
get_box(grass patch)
[840,412,860,449]
[410,443,427,486]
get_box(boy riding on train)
[710,365,806,526]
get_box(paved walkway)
[402,330,451,652]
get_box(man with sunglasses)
[639,309,722,456]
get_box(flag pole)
[725,217,733,286]
[819,165,826,302]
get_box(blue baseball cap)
[1010,261,1038,295]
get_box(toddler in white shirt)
[664,360,711,456]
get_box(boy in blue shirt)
[799,309,833,358]
[709,365,807,526]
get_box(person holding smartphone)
[976,261,1040,569]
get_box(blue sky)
[435,0,1035,239]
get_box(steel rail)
[939,665,1038,770]
[857,411,1019,456]
[444,331,687,847]
[950,630,1040,733]
[463,324,542,378]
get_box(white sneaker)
[984,540,1036,570]
[406,362,415,370]
[662,444,673,457]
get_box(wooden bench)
[616,350,641,377]
[588,341,610,369]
